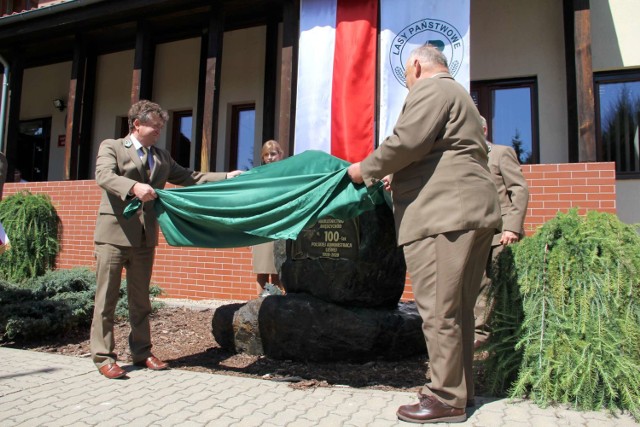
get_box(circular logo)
[389,18,465,87]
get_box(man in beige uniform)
[348,46,501,423]
[474,117,529,349]
[91,100,240,379]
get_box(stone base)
[211,293,426,362]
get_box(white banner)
[379,0,470,144]
[294,0,337,155]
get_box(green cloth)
[124,150,385,248]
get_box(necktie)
[141,147,151,180]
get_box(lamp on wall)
[53,98,66,112]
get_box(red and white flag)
[294,0,470,157]
[294,0,377,163]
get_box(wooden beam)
[277,0,299,157]
[131,20,155,104]
[200,7,224,172]
[194,30,207,171]
[563,0,578,163]
[4,56,23,179]
[64,36,86,180]
[574,1,596,162]
[564,0,596,162]
[261,14,278,143]
[78,54,97,180]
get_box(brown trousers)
[90,242,155,368]
[474,243,505,344]
[403,228,493,409]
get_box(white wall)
[591,0,640,70]
[216,26,266,171]
[470,0,567,164]
[616,180,640,225]
[591,1,640,225]
[20,62,71,181]
[154,38,201,168]
[91,50,134,178]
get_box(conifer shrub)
[0,191,60,282]
[0,268,164,341]
[482,209,640,420]
[0,268,96,340]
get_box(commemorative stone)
[281,203,406,308]
[211,202,427,362]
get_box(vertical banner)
[379,0,470,144]
[294,0,377,163]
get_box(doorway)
[16,118,51,182]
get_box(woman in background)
[252,140,286,295]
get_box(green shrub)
[0,267,164,341]
[483,209,640,420]
[0,268,95,341]
[0,191,60,282]
[115,280,165,320]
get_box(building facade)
[0,0,637,299]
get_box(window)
[471,78,539,164]
[229,103,256,171]
[171,111,193,168]
[17,118,50,182]
[595,70,640,178]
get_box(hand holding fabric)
[123,151,386,248]
[132,182,157,202]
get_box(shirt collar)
[129,134,144,151]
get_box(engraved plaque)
[290,217,359,260]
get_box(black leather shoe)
[397,393,467,423]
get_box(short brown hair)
[128,100,169,131]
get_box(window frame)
[170,110,193,168]
[594,68,640,179]
[471,77,539,164]
[228,102,256,171]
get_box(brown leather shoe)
[98,363,127,379]
[397,393,466,424]
[134,355,169,370]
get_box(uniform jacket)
[94,136,227,247]
[486,143,529,245]
[361,74,502,246]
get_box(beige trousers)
[90,242,155,368]
[403,228,493,409]
[474,243,505,344]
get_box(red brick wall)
[521,162,616,234]
[2,162,616,302]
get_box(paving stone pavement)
[0,347,637,427]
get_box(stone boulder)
[211,300,263,355]
[280,204,406,308]
[211,294,427,362]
